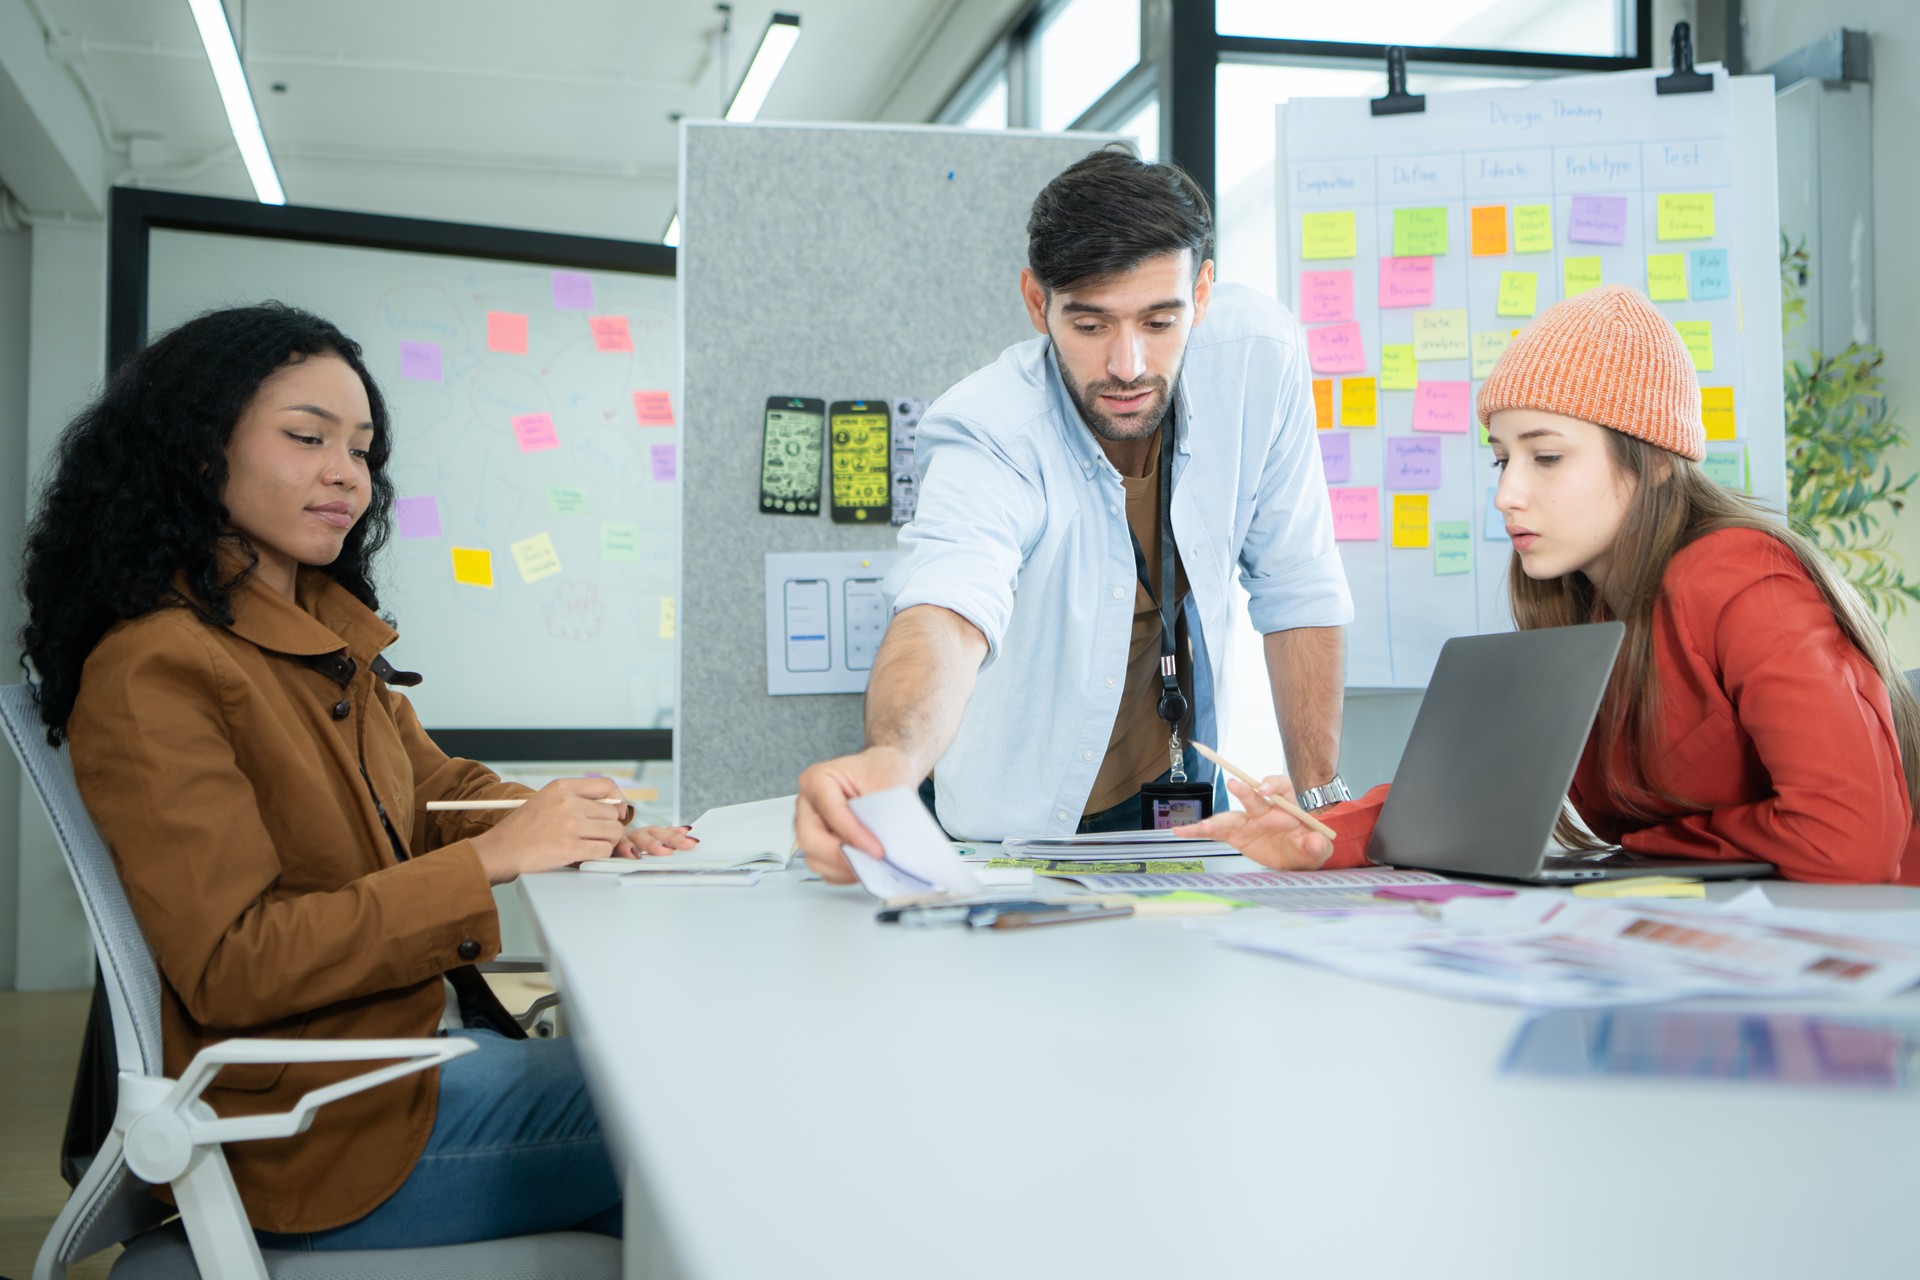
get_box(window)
[1116,96,1158,162]
[1216,0,1629,58]
[961,76,1009,130]
[1035,0,1141,131]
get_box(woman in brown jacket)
[21,303,694,1248]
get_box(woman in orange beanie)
[1182,284,1920,884]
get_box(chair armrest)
[166,1037,475,1146]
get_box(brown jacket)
[68,566,527,1233]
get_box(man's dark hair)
[1027,145,1214,295]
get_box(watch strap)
[1295,775,1352,812]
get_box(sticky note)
[1573,876,1705,899]
[394,495,441,539]
[1486,488,1507,541]
[551,270,595,310]
[632,390,675,426]
[1434,521,1472,575]
[1412,381,1472,433]
[659,597,676,640]
[1329,487,1380,541]
[650,442,677,482]
[549,486,589,515]
[1564,256,1602,298]
[1386,438,1442,489]
[589,315,633,351]
[487,311,528,355]
[1412,310,1469,362]
[601,522,642,562]
[1306,322,1367,374]
[1646,253,1689,302]
[398,340,442,382]
[1312,379,1334,430]
[1675,320,1714,371]
[1689,248,1731,300]
[1657,192,1716,241]
[1300,270,1354,323]
[451,547,493,588]
[1702,448,1748,490]
[1496,271,1538,317]
[1339,377,1377,427]
[513,412,560,452]
[1380,345,1417,392]
[1391,494,1430,548]
[1568,194,1628,245]
[1471,330,1512,379]
[1393,206,1449,257]
[1469,205,1507,256]
[1513,204,1552,254]
[1318,432,1352,484]
[510,532,563,583]
[1379,256,1435,308]
[1301,211,1357,260]
[1701,386,1736,439]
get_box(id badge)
[1139,779,1213,830]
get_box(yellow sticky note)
[1512,204,1552,254]
[1340,377,1377,427]
[1471,330,1512,379]
[1496,271,1538,317]
[1469,205,1507,256]
[659,596,676,640]
[450,547,494,588]
[1701,386,1736,439]
[1647,254,1689,302]
[1391,494,1430,549]
[1312,378,1334,429]
[1302,211,1357,260]
[1564,256,1602,298]
[510,532,563,583]
[1393,206,1449,257]
[1380,345,1417,392]
[1573,876,1705,899]
[1656,192,1716,241]
[1411,309,1469,362]
[1675,320,1714,371]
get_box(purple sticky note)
[1568,195,1628,245]
[551,270,595,311]
[1374,883,1515,902]
[1329,487,1380,541]
[1299,271,1354,324]
[1306,322,1367,374]
[650,442,677,482]
[1386,438,1442,489]
[398,340,442,382]
[394,495,441,539]
[1379,256,1435,309]
[1412,381,1472,433]
[1318,433,1351,484]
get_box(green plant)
[1781,236,1920,620]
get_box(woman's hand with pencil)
[1171,743,1334,872]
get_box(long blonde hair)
[1508,430,1920,847]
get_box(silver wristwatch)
[1295,774,1351,812]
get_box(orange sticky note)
[486,311,528,355]
[1312,379,1334,430]
[588,315,632,352]
[1470,205,1508,256]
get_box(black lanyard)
[1125,416,1188,729]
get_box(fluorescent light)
[663,214,680,247]
[185,0,285,204]
[724,13,800,122]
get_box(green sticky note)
[1393,206,1449,257]
[1702,448,1748,491]
[1471,330,1512,379]
[1512,204,1553,254]
[1647,254,1689,301]
[1674,319,1713,371]
[548,486,589,515]
[600,522,642,562]
[1380,344,1418,391]
[1564,256,1602,298]
[1411,309,1470,362]
[1656,192,1716,241]
[1301,211,1357,260]
[1434,521,1472,575]
[1495,271,1538,317]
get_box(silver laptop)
[1368,622,1775,884]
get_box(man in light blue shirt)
[798,148,1352,874]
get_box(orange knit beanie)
[1476,284,1706,461]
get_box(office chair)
[1,685,619,1280]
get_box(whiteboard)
[1277,68,1784,689]
[146,228,679,733]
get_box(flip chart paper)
[1513,204,1552,254]
[632,390,675,426]
[1318,432,1352,483]
[451,547,494,588]
[1656,192,1715,241]
[1689,248,1731,300]
[1300,271,1355,323]
[1386,438,1442,489]
[1380,345,1417,391]
[551,271,595,310]
[589,315,633,351]
[1496,271,1538,317]
[510,532,563,583]
[1646,254,1689,301]
[1391,494,1430,548]
[601,522,642,561]
[1675,320,1714,371]
[1469,205,1507,256]
[1564,256,1602,298]
[1302,211,1357,259]
[1471,330,1512,379]
[1393,206,1449,257]
[1568,195,1627,245]
[398,340,442,382]
[1412,381,1472,433]
[1339,377,1377,427]
[486,311,528,354]
[549,486,589,515]
[513,412,560,452]
[1412,310,1469,362]
[1380,256,1435,308]
[1434,521,1472,575]
[1312,379,1334,429]
[1701,386,1736,439]
[650,443,677,481]
[1307,322,1367,374]
[1330,487,1380,541]
[394,495,441,539]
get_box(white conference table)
[521,866,1920,1280]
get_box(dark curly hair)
[20,302,394,743]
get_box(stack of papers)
[1054,868,1450,912]
[1003,829,1242,859]
[580,794,798,876]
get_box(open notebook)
[579,794,798,875]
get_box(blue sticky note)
[1689,249,1731,301]
[1486,488,1508,541]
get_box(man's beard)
[1054,341,1186,444]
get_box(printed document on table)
[1058,868,1450,911]
[580,794,799,874]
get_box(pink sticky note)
[398,340,442,382]
[487,311,528,355]
[1374,883,1515,902]
[1318,432,1351,484]
[1568,195,1627,245]
[1379,256,1435,309]
[632,390,675,426]
[1299,271,1354,324]
[589,315,632,352]
[1412,381,1472,433]
[551,271,595,310]
[650,443,677,482]
[1306,322,1367,374]
[513,412,560,452]
[1386,438,1442,489]
[1329,487,1380,541]
[393,495,441,539]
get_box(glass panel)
[960,76,1009,130]
[1117,96,1158,162]
[1036,0,1141,131]
[1216,0,1627,58]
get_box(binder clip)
[1370,46,1426,117]
[1656,21,1714,95]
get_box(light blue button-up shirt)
[887,283,1353,841]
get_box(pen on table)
[426,797,627,811]
[1188,742,1339,842]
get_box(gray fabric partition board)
[678,122,1121,816]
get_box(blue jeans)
[255,1029,621,1251]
